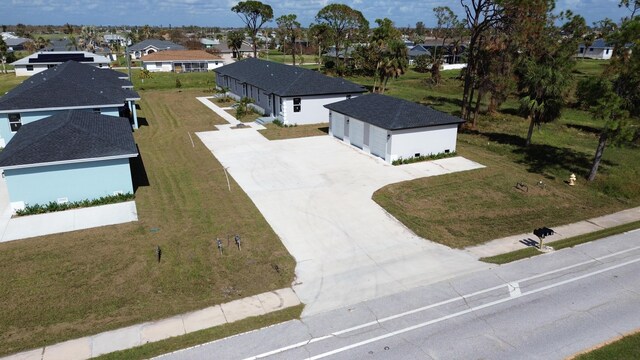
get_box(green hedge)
[392,151,457,165]
[15,193,135,216]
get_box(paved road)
[197,130,488,316]
[156,230,640,360]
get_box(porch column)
[129,101,138,129]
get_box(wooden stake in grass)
[156,245,162,263]
[217,238,223,255]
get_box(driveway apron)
[197,129,489,316]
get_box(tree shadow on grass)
[565,123,600,135]
[475,131,616,178]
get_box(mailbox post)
[533,227,554,250]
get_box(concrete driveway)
[197,129,489,316]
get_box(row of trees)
[456,0,639,180]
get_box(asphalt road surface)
[156,230,640,360]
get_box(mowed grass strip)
[0,89,295,356]
[259,123,329,140]
[572,330,640,360]
[94,305,303,360]
[481,220,640,264]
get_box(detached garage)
[324,94,465,163]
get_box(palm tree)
[67,36,79,51]
[227,30,245,59]
[518,55,572,146]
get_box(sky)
[1,0,633,29]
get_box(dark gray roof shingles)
[214,58,365,97]
[0,110,138,167]
[0,61,139,111]
[129,39,185,51]
[324,93,465,130]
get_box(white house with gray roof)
[214,58,365,125]
[128,39,185,59]
[11,51,111,77]
[324,94,465,163]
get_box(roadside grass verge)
[0,89,296,356]
[94,305,304,360]
[259,123,329,140]
[480,221,640,264]
[572,330,640,360]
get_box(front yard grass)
[0,72,23,96]
[224,109,262,123]
[259,123,329,140]
[370,61,640,249]
[0,89,296,356]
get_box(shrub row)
[392,151,457,165]
[15,193,135,216]
[272,119,297,128]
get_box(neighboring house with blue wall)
[0,111,138,212]
[214,58,365,125]
[0,60,140,147]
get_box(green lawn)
[0,73,23,96]
[574,331,640,360]
[258,123,329,140]
[0,89,296,356]
[369,61,640,248]
[125,69,218,92]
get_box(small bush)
[272,119,296,128]
[175,78,182,88]
[392,151,457,165]
[15,193,135,216]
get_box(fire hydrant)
[569,173,576,186]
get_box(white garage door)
[349,119,365,149]
[331,114,344,139]
[369,125,387,159]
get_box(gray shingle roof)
[129,39,185,51]
[215,58,365,97]
[324,94,465,130]
[0,111,138,168]
[0,61,139,112]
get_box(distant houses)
[200,39,254,63]
[11,51,111,76]
[577,39,614,60]
[214,58,365,125]
[128,39,185,59]
[140,50,224,72]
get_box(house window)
[605,49,610,54]
[589,48,594,51]
[293,97,301,112]
[346,95,352,99]
[26,65,33,71]
[579,48,584,53]
[93,108,101,114]
[155,62,162,68]
[8,113,21,132]
[47,64,55,69]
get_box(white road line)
[239,245,640,360]
[508,282,521,298]
[307,256,640,360]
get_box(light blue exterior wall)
[0,106,123,147]
[4,158,134,207]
